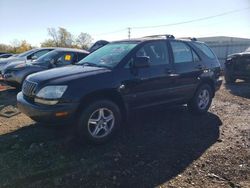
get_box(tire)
[224,70,236,84]
[188,84,213,114]
[77,100,121,144]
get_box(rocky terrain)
[0,80,249,188]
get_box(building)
[198,36,250,67]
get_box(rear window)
[193,43,216,59]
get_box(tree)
[0,44,12,53]
[76,32,93,50]
[1,40,32,53]
[41,27,92,50]
[41,27,74,47]
[40,39,56,47]
[15,40,32,53]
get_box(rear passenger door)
[170,41,203,101]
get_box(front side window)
[193,42,216,59]
[136,41,169,65]
[170,41,193,63]
[18,49,36,57]
[77,52,88,61]
[192,50,200,62]
[28,49,51,60]
[33,49,51,58]
[56,52,75,65]
[77,42,138,68]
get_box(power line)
[92,7,249,39]
[94,28,127,36]
[132,7,250,29]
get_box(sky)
[0,0,249,46]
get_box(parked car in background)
[0,52,8,55]
[0,47,55,72]
[17,35,222,144]
[88,40,109,52]
[2,48,89,87]
[224,51,250,83]
[0,53,14,59]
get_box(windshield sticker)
[65,55,71,61]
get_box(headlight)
[14,63,26,69]
[35,85,67,105]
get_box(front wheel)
[77,100,121,144]
[188,84,213,114]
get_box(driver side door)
[122,41,176,109]
[55,52,76,67]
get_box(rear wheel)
[77,100,121,144]
[188,84,213,114]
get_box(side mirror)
[133,56,150,68]
[31,56,38,60]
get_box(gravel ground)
[0,80,249,188]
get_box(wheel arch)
[197,78,215,98]
[76,89,127,121]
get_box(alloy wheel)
[87,108,115,138]
[197,89,210,110]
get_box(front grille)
[22,80,37,97]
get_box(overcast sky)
[0,0,249,46]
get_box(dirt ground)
[0,80,249,188]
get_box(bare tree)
[48,28,59,46]
[41,27,93,49]
[76,33,93,49]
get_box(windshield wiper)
[82,62,98,67]
[81,62,110,69]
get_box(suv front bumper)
[17,92,79,124]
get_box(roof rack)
[143,34,175,39]
[178,37,197,41]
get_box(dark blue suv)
[17,35,222,144]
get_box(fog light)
[34,98,58,105]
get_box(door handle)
[165,69,179,77]
[168,73,180,77]
[165,68,173,74]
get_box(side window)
[192,50,200,62]
[77,53,88,61]
[136,41,169,65]
[56,52,75,65]
[193,43,216,59]
[170,41,192,63]
[32,49,51,59]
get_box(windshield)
[77,42,138,68]
[18,49,37,57]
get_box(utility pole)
[128,27,131,39]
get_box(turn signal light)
[55,112,69,117]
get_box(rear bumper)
[17,92,79,124]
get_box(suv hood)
[27,65,111,84]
